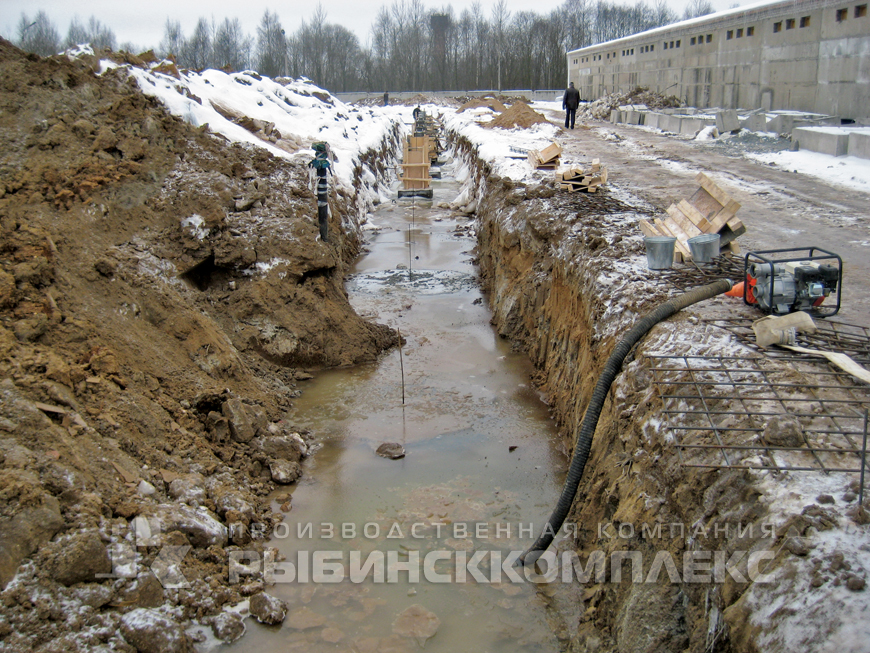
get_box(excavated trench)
[228,127,790,653]
[225,151,582,652]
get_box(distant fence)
[333,89,563,104]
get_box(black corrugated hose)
[519,279,733,565]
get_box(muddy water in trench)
[229,167,576,652]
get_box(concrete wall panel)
[566,0,870,119]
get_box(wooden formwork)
[639,173,746,263]
[400,136,431,194]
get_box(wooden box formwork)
[399,136,432,197]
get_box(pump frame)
[743,247,842,317]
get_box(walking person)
[563,81,580,130]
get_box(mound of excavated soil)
[487,101,550,129]
[580,86,682,120]
[0,37,395,652]
[457,97,508,114]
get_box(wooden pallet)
[557,158,608,193]
[528,141,562,169]
[640,172,744,263]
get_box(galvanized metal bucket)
[687,233,721,263]
[644,236,677,270]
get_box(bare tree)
[213,18,251,71]
[159,19,185,60]
[64,16,116,51]
[182,18,213,70]
[256,10,286,77]
[683,0,715,20]
[17,11,60,56]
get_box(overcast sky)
[1,0,732,50]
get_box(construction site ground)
[536,109,870,327]
[1,36,868,651]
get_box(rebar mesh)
[648,354,870,475]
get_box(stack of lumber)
[400,136,431,191]
[556,159,608,193]
[528,142,562,169]
[639,172,746,263]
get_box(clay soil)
[0,39,396,651]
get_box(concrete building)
[566,0,870,120]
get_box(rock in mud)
[168,474,207,505]
[249,591,288,625]
[120,608,192,653]
[376,442,405,459]
[269,460,302,484]
[75,582,115,609]
[762,415,804,448]
[0,495,63,588]
[206,475,256,519]
[117,573,165,608]
[846,577,865,591]
[223,398,256,443]
[149,503,228,548]
[211,611,246,643]
[392,604,440,642]
[255,432,308,462]
[13,315,48,342]
[43,530,112,586]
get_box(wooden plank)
[675,200,712,232]
[662,216,691,244]
[538,142,562,163]
[688,187,723,220]
[639,219,661,238]
[653,218,692,260]
[707,199,741,232]
[668,200,710,236]
[695,172,732,207]
[725,216,745,231]
[727,241,740,254]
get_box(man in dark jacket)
[563,82,580,129]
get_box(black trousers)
[565,108,576,129]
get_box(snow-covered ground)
[746,150,870,194]
[92,51,410,201]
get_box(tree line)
[13,0,714,93]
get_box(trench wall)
[448,132,799,653]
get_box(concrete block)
[716,109,740,133]
[610,109,622,124]
[766,114,796,134]
[741,113,768,132]
[847,132,870,159]
[662,115,682,133]
[626,110,644,125]
[644,112,661,129]
[680,118,707,136]
[792,127,850,156]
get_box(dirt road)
[541,111,870,327]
